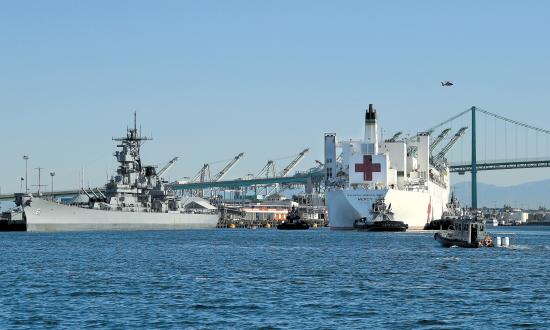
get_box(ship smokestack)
[364,104,378,154]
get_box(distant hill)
[453,180,550,209]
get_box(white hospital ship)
[325,104,467,230]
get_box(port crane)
[157,157,179,180]
[192,152,245,183]
[191,164,211,183]
[256,160,276,178]
[213,153,244,182]
[266,148,310,195]
[408,128,446,157]
[433,127,468,167]
[279,148,310,177]
[386,132,403,142]
[429,128,452,153]
[256,148,310,179]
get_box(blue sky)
[1,0,550,193]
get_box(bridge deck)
[450,159,550,173]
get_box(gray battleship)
[15,114,219,231]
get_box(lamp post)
[36,167,44,195]
[50,172,55,201]
[23,155,29,193]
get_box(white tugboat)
[424,192,463,230]
[325,104,467,230]
[15,114,219,231]
[353,198,408,232]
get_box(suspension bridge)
[427,106,550,209]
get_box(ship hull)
[23,198,219,232]
[327,183,448,230]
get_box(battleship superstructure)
[16,114,219,231]
[325,104,466,230]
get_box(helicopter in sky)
[441,81,454,87]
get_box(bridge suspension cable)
[476,108,550,135]
[426,109,471,133]
[427,107,550,137]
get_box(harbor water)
[1,227,549,329]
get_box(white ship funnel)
[364,104,378,154]
[324,134,337,181]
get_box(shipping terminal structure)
[325,104,468,230]
[15,115,219,231]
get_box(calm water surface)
[0,227,549,329]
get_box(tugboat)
[434,212,494,248]
[354,198,408,232]
[424,192,462,230]
[277,207,309,230]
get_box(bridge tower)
[471,106,477,209]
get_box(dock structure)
[0,171,324,202]
[216,201,327,229]
[171,171,322,191]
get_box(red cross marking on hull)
[355,155,382,181]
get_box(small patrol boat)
[434,212,493,248]
[354,198,408,232]
[277,207,309,230]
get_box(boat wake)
[501,244,530,250]
[436,256,461,261]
